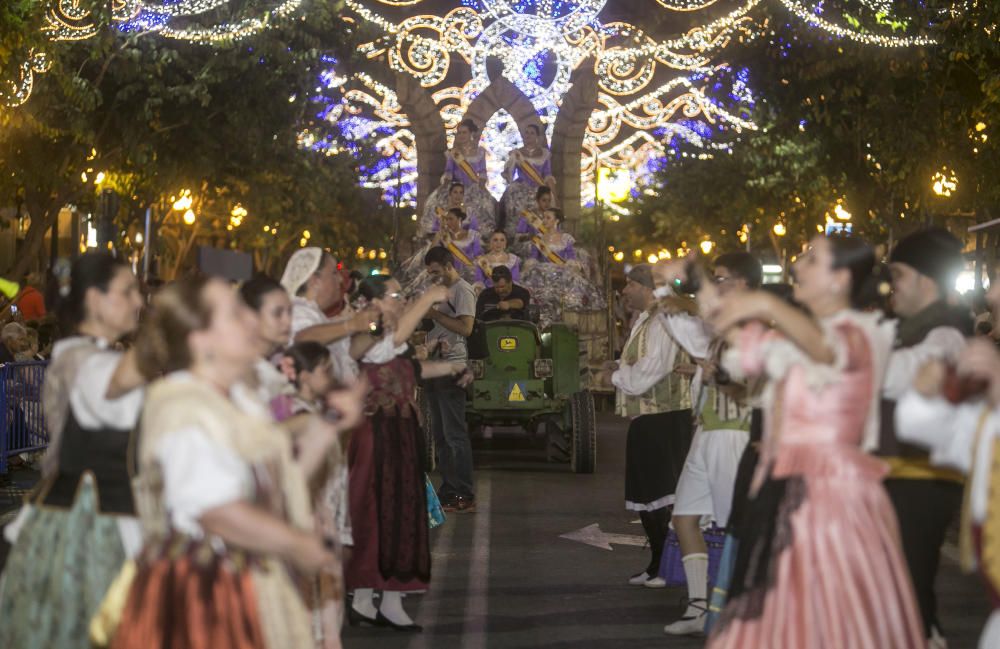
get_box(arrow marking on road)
[559,523,647,551]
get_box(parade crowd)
[610,228,1000,649]
[0,120,999,649]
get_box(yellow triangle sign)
[508,383,525,402]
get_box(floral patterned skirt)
[0,475,127,649]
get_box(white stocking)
[379,590,414,626]
[351,588,377,618]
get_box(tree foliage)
[1,1,383,279]
[629,0,1000,260]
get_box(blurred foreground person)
[895,271,1000,649]
[880,228,971,648]
[111,277,362,649]
[680,235,924,649]
[0,252,146,649]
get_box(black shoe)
[439,493,457,511]
[375,611,423,632]
[347,606,379,627]
[445,496,477,513]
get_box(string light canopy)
[4,0,309,105]
[310,0,936,208]
[6,0,933,120]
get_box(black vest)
[41,407,136,514]
[877,301,972,458]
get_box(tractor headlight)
[533,358,553,378]
[469,359,485,379]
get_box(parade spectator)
[423,245,478,513]
[14,272,47,321]
[0,252,146,649]
[475,265,530,322]
[0,321,26,363]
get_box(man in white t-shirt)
[424,246,477,513]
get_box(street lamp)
[172,189,193,212]
[772,222,787,237]
[931,167,958,197]
[699,240,715,255]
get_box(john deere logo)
[498,337,517,351]
[508,383,525,402]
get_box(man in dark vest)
[881,227,972,649]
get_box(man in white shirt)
[879,228,971,649]
[608,264,711,589]
[424,246,477,513]
[663,252,760,635]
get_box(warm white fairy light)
[776,0,935,46]
[42,0,305,45]
[2,50,51,107]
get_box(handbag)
[425,475,446,528]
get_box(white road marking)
[462,478,491,649]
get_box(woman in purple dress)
[401,208,482,294]
[421,119,497,235]
[519,208,605,327]
[417,182,480,238]
[474,230,522,291]
[502,125,556,238]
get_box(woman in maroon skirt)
[346,276,467,632]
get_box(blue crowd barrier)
[0,361,48,475]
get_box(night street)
[344,414,992,649]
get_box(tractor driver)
[475,265,530,322]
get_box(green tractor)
[464,319,597,473]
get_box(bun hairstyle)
[239,274,285,312]
[283,341,331,387]
[458,119,480,134]
[135,276,213,379]
[57,251,130,333]
[449,181,465,194]
[827,235,878,309]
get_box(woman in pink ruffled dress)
[701,235,924,649]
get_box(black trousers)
[885,478,963,636]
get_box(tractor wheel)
[545,419,570,464]
[570,391,597,474]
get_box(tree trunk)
[8,192,63,280]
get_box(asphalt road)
[343,413,992,649]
